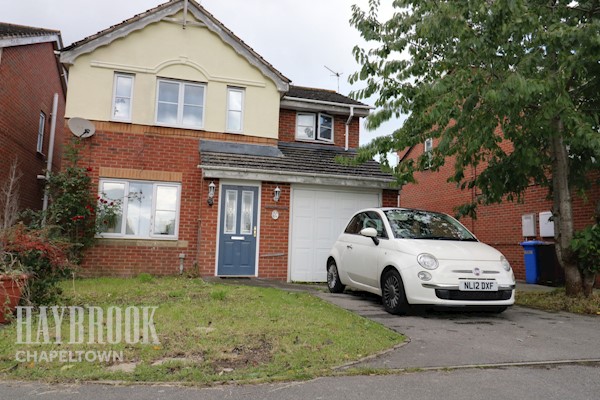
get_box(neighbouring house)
[0,23,67,212]
[398,137,600,282]
[59,0,397,281]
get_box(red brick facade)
[278,109,360,149]
[399,139,600,281]
[71,115,396,280]
[0,42,66,211]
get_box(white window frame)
[155,79,206,129]
[295,112,334,143]
[111,73,134,122]
[97,179,181,240]
[36,112,46,153]
[424,138,433,169]
[226,87,245,133]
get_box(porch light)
[273,186,281,202]
[207,181,216,206]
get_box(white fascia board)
[280,97,371,117]
[0,34,61,49]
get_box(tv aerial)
[68,117,96,138]
[324,65,343,92]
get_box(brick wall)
[278,109,360,149]
[0,42,65,211]
[399,139,600,281]
[71,123,293,279]
[258,182,290,279]
[72,126,203,277]
[382,189,399,207]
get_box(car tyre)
[327,260,345,293]
[382,269,409,315]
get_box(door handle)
[346,245,353,250]
[253,226,257,238]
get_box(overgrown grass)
[0,277,403,384]
[516,288,600,315]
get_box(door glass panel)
[241,191,254,235]
[224,190,238,234]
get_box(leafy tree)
[349,0,600,296]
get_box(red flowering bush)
[0,224,72,305]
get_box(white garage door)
[289,187,381,282]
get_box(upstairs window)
[36,112,46,153]
[226,87,244,133]
[424,138,433,169]
[112,73,134,121]
[156,79,205,128]
[295,112,333,143]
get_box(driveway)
[316,289,600,370]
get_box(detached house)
[59,0,396,281]
[0,23,66,212]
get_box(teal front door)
[217,185,259,276]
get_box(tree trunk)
[551,119,581,296]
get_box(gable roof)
[199,140,395,189]
[281,85,372,117]
[59,0,290,92]
[286,86,367,107]
[0,22,62,48]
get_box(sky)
[0,0,404,147]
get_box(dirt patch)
[212,336,273,372]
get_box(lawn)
[516,288,600,315]
[0,276,403,384]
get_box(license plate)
[459,280,498,291]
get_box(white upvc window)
[98,179,181,240]
[295,112,334,142]
[424,137,433,169]
[36,112,46,153]
[226,87,244,133]
[111,73,134,122]
[156,79,205,128]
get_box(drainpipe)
[344,105,354,151]
[42,93,59,221]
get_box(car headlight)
[500,255,511,272]
[417,253,439,270]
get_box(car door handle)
[346,245,353,250]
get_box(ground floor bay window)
[98,179,181,239]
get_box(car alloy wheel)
[382,269,408,315]
[327,260,345,293]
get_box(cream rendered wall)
[65,12,280,139]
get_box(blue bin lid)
[520,240,551,246]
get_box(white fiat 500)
[327,208,516,314]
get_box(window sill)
[294,138,334,145]
[95,237,188,248]
[154,122,204,130]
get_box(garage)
[289,186,381,282]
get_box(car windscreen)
[383,209,477,241]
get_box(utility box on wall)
[522,214,536,237]
[539,211,554,238]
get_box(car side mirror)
[360,227,379,246]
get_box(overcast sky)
[1,0,404,146]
